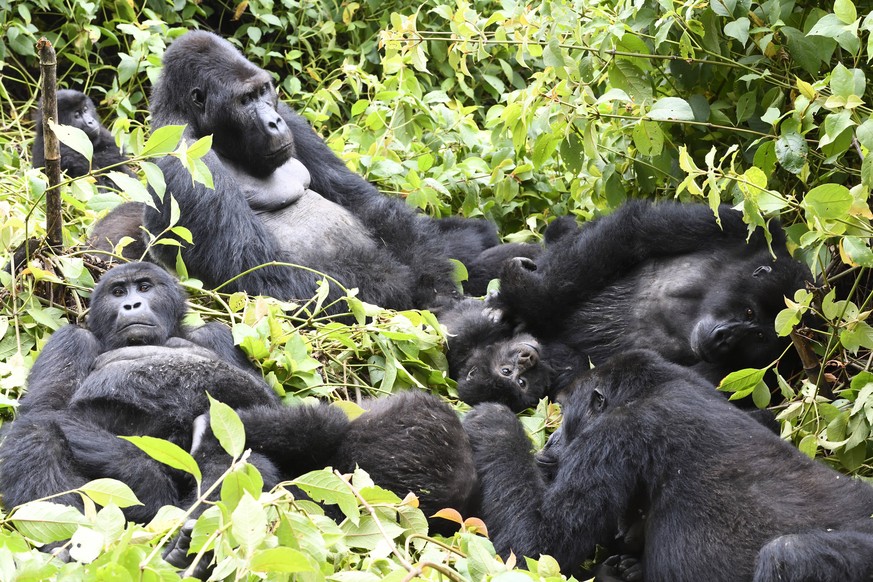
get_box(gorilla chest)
[260,192,377,261]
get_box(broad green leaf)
[724,17,750,46]
[710,0,736,17]
[10,501,87,544]
[140,161,165,204]
[341,513,404,550]
[186,135,213,159]
[78,478,142,509]
[808,14,851,38]
[775,132,807,174]
[820,111,856,148]
[141,125,186,157]
[647,97,695,121]
[231,492,267,552]
[48,121,93,163]
[608,60,652,103]
[292,470,359,524]
[798,434,817,458]
[802,183,852,220]
[250,547,315,573]
[106,171,152,205]
[718,367,766,399]
[841,321,873,353]
[207,393,245,458]
[632,120,664,157]
[834,0,857,25]
[68,527,103,564]
[120,435,201,483]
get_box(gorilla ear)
[591,388,606,412]
[191,88,205,110]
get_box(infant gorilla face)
[457,334,553,411]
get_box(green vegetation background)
[1,0,873,579]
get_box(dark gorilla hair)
[32,89,134,187]
[464,350,873,581]
[493,201,813,384]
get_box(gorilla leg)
[754,529,873,582]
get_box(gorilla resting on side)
[494,201,813,383]
[464,350,873,581]
[143,31,461,312]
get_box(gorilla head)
[87,262,186,350]
[150,31,294,178]
[55,90,102,140]
[458,333,554,411]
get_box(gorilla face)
[56,89,101,140]
[190,67,294,178]
[88,263,186,350]
[458,334,554,411]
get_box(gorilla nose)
[512,257,537,272]
[517,346,539,369]
[268,115,285,132]
[123,301,142,311]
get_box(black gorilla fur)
[88,201,148,261]
[32,89,134,187]
[143,31,461,312]
[0,262,473,567]
[463,350,873,581]
[495,201,812,383]
[0,262,289,522]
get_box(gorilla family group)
[4,29,873,582]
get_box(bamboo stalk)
[37,37,63,247]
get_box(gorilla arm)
[16,325,100,414]
[496,201,754,324]
[463,404,636,574]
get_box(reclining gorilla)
[463,350,873,581]
[494,201,813,383]
[143,31,462,312]
[0,263,474,541]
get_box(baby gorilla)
[464,350,873,581]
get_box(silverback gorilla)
[463,350,873,581]
[143,31,458,312]
[494,201,813,383]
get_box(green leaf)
[801,183,852,220]
[48,121,93,163]
[781,27,825,75]
[820,110,856,148]
[775,132,807,174]
[186,135,213,159]
[841,321,873,353]
[798,434,818,458]
[608,60,652,103]
[231,492,267,553]
[724,17,749,46]
[710,0,736,17]
[292,470,359,524]
[834,0,857,25]
[341,513,405,550]
[105,171,152,206]
[808,14,851,38]
[632,120,664,157]
[207,393,245,458]
[141,125,186,157]
[78,479,142,509]
[647,97,695,121]
[10,501,87,544]
[250,547,315,573]
[718,368,766,399]
[120,435,202,483]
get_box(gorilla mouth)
[266,143,292,159]
[119,321,156,332]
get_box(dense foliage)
[1,0,873,579]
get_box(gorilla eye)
[111,286,125,297]
[500,367,512,376]
[138,282,152,293]
[745,308,755,320]
[757,331,765,339]
[517,377,527,388]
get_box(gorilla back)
[144,31,456,312]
